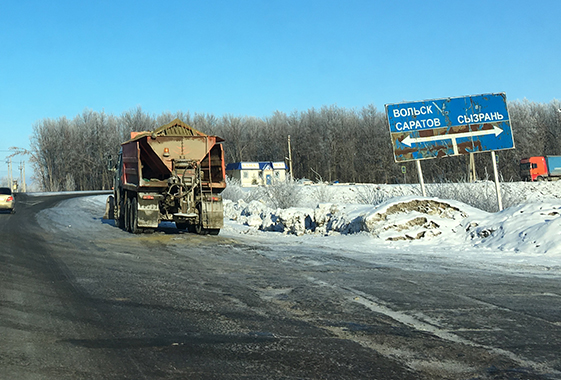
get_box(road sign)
[386,93,515,162]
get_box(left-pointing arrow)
[401,125,503,147]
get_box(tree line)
[29,100,561,191]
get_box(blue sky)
[1,0,560,183]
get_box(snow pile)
[224,197,480,240]
[224,199,321,235]
[463,203,561,254]
[361,197,475,241]
[224,195,561,256]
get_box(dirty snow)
[35,181,561,273]
[219,182,561,272]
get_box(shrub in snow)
[425,181,530,213]
[222,178,254,203]
[355,184,408,205]
[426,181,497,212]
[311,184,335,203]
[254,180,302,209]
[222,178,302,209]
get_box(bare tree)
[29,99,561,191]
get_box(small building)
[226,161,288,187]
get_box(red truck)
[110,119,226,234]
[520,156,561,181]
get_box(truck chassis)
[111,119,226,234]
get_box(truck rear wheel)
[195,204,208,235]
[194,204,220,235]
[195,221,207,235]
[124,197,131,232]
[129,197,141,234]
[116,198,124,229]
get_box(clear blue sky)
[1,0,560,183]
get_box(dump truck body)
[113,119,226,234]
[520,156,561,181]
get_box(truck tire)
[193,204,220,235]
[116,196,124,229]
[195,222,207,235]
[124,197,131,232]
[195,204,208,235]
[129,197,141,234]
[104,196,115,220]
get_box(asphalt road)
[1,193,560,379]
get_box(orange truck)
[520,156,561,181]
[110,119,226,234]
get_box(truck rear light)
[142,195,155,200]
[163,148,170,157]
[207,196,221,202]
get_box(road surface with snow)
[0,191,560,379]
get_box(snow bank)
[224,197,479,238]
[464,203,561,255]
[33,187,561,271]
[39,182,561,261]
[224,196,561,256]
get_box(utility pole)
[7,158,13,191]
[7,147,31,192]
[19,161,26,192]
[287,135,293,181]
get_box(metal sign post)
[491,151,503,211]
[416,160,427,196]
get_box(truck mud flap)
[201,199,224,229]
[137,197,159,228]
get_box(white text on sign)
[457,112,504,124]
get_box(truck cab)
[520,157,547,181]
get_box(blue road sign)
[385,93,515,162]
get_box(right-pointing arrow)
[401,125,503,147]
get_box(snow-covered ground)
[36,181,561,274]
[219,181,561,273]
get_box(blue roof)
[226,161,287,171]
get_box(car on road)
[0,187,15,213]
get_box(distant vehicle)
[520,156,561,181]
[297,178,313,185]
[0,187,15,213]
